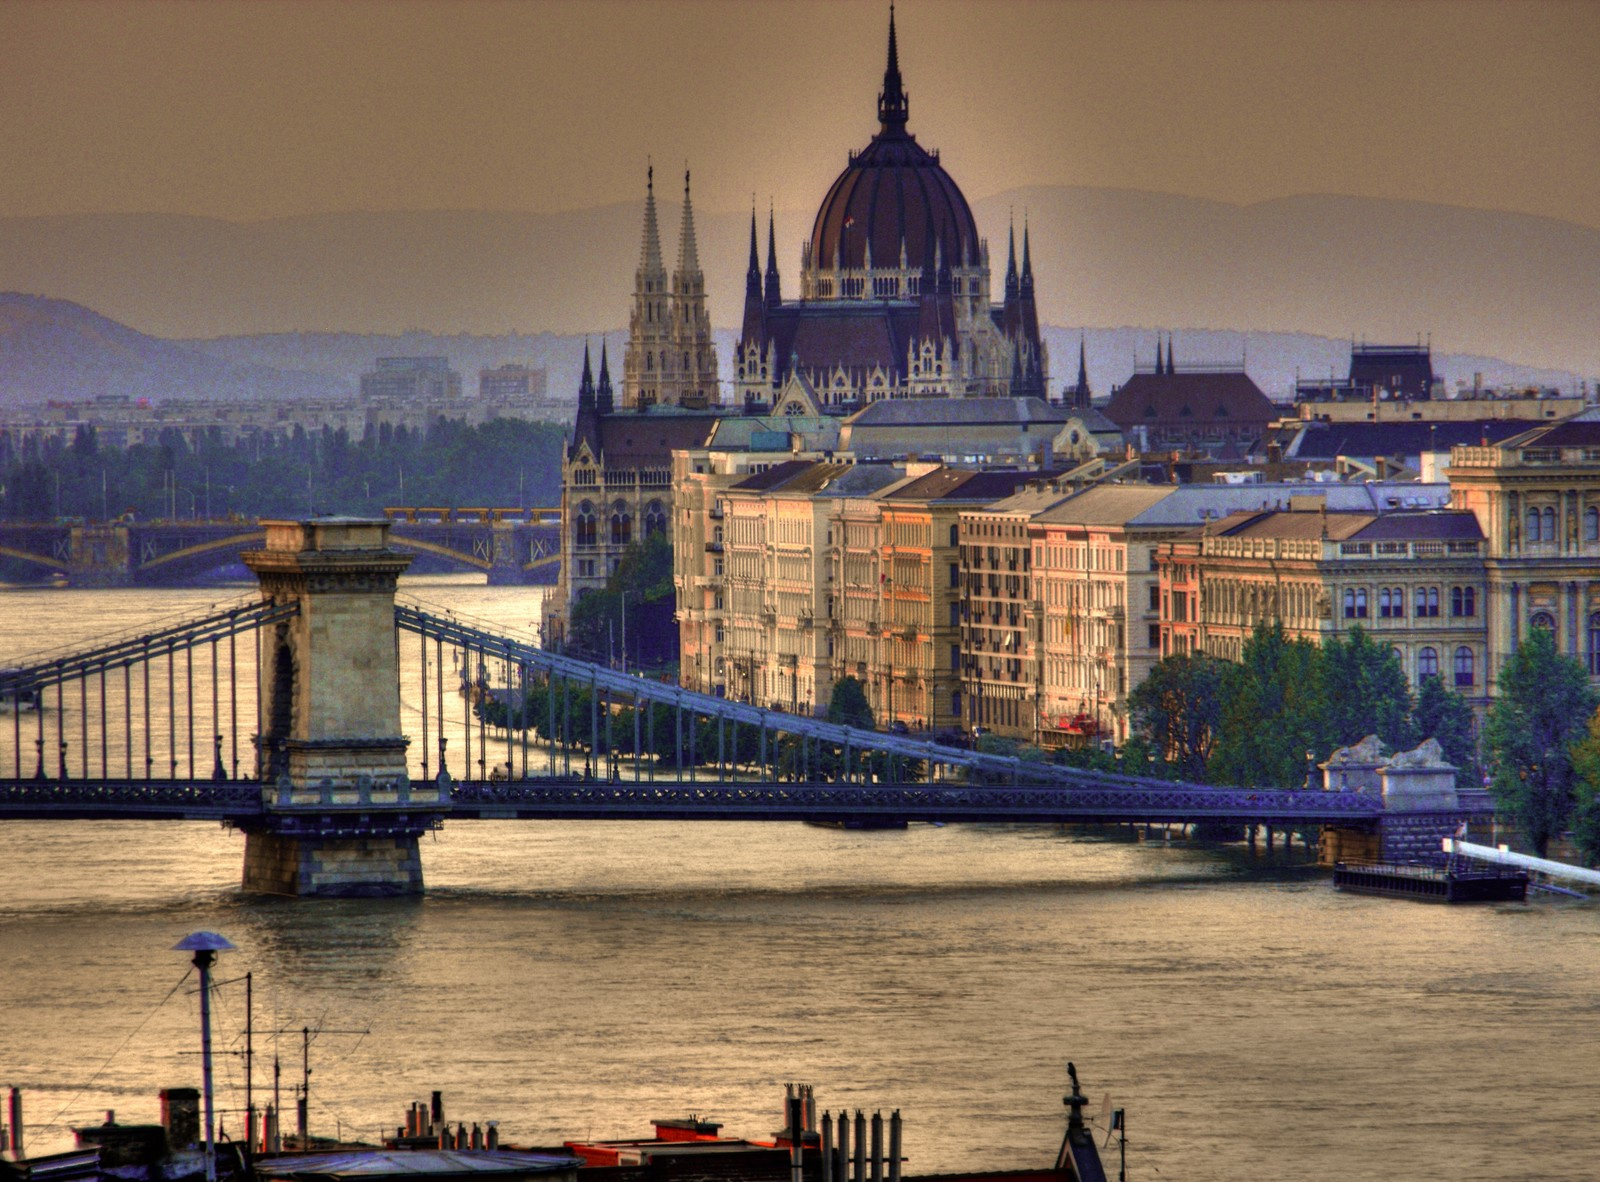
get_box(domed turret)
[801,6,980,300]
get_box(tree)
[1411,674,1481,788]
[1211,621,1326,788]
[827,676,874,728]
[1127,652,1230,781]
[1321,626,1414,750]
[567,532,674,662]
[1567,709,1600,867]
[1484,626,1598,856]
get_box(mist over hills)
[0,291,1581,415]
[0,186,1593,382]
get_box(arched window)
[1531,610,1555,632]
[1588,613,1600,676]
[1526,506,1542,542]
[1417,587,1440,618]
[610,500,631,546]
[1588,507,1600,543]
[1543,506,1556,542]
[1355,588,1368,618]
[574,500,597,548]
[1391,587,1405,618]
[643,499,666,537]
[1379,588,1391,618]
[1454,646,1475,688]
[1418,647,1439,678]
[645,352,654,372]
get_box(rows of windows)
[1525,504,1600,543]
[1414,646,1475,688]
[1344,585,1474,620]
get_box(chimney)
[160,1087,200,1149]
[8,1087,22,1157]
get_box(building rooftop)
[1032,484,1174,526]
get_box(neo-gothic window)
[574,500,597,548]
[610,500,632,546]
[644,500,666,537]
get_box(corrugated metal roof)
[848,397,1069,427]
[1125,481,1450,526]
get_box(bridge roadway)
[0,774,1386,827]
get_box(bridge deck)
[0,776,1385,826]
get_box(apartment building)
[1156,505,1490,707]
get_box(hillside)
[0,187,1594,378]
[0,293,346,404]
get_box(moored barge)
[1333,859,1528,903]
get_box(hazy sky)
[2,0,1596,230]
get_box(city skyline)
[1,0,1595,231]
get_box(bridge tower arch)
[240,518,435,896]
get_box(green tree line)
[1131,620,1600,864]
[0,417,566,524]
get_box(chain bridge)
[0,517,1420,897]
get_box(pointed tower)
[623,166,671,409]
[740,204,765,354]
[667,168,718,408]
[765,205,782,307]
[1014,218,1044,396]
[572,340,602,457]
[1155,336,1166,376]
[597,338,614,415]
[878,2,908,135]
[1165,333,1176,375]
[1066,335,1091,410]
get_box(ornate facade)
[733,10,1048,409]
[1448,409,1600,690]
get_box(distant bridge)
[0,508,560,585]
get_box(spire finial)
[877,3,908,133]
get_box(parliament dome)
[806,9,980,282]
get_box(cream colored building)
[1156,505,1490,708]
[1448,409,1600,691]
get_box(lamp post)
[620,590,629,674]
[173,932,236,1182]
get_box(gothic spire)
[745,202,761,299]
[638,164,664,284]
[597,338,614,414]
[1021,217,1034,293]
[877,3,908,134]
[578,340,595,405]
[676,168,701,276]
[764,203,782,306]
[1166,333,1176,374]
[1155,336,1165,375]
[1005,215,1019,300]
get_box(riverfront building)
[1155,504,1490,709]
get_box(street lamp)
[173,932,236,1182]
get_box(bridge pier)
[240,518,436,897]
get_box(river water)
[2,579,1598,1181]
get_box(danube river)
[2,578,1597,1181]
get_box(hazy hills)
[0,187,1594,380]
[0,291,1582,413]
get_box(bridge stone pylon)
[240,518,440,896]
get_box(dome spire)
[878,3,908,134]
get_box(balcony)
[704,541,724,553]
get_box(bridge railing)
[1,597,294,783]
[393,600,1354,801]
